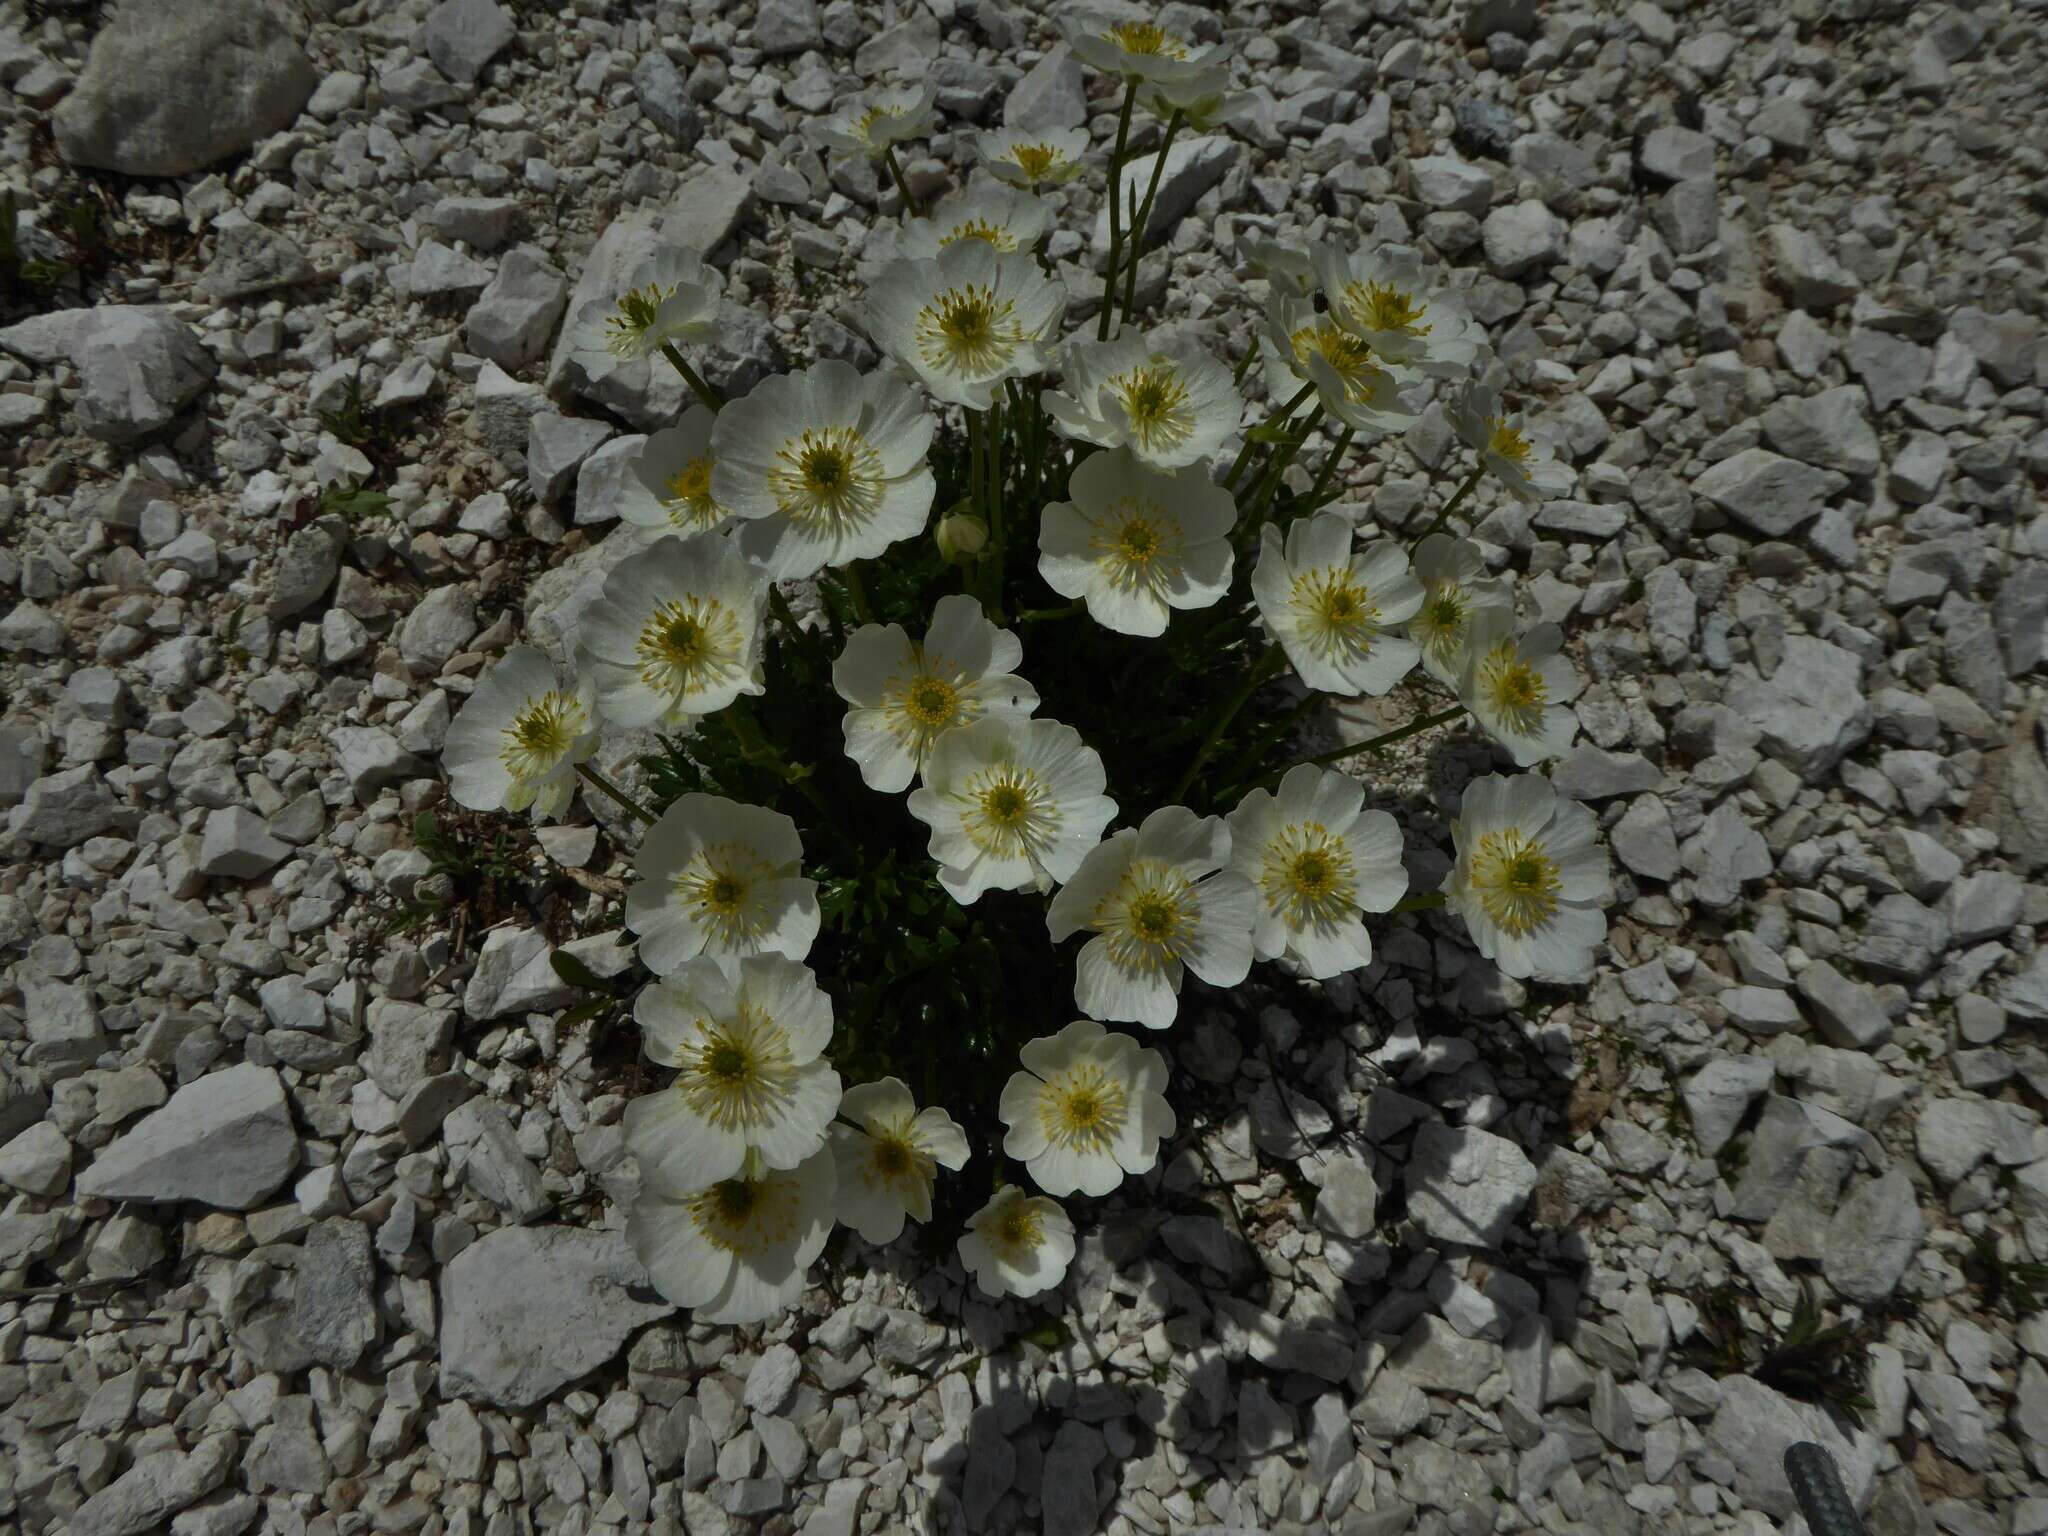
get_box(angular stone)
[1823,1168,1922,1302]
[1759,385,1880,477]
[1706,1377,1876,1518]
[292,1218,381,1368]
[197,806,291,879]
[1845,328,1930,412]
[77,1064,298,1210]
[440,1226,672,1406]
[1964,706,2048,873]
[67,1433,237,1536]
[1481,200,1564,275]
[1682,1054,1775,1155]
[1005,44,1087,134]
[330,727,424,804]
[1692,448,1847,537]
[632,52,701,143]
[465,245,568,371]
[1410,154,1494,216]
[1404,1122,1536,1249]
[17,764,121,847]
[1740,634,1870,776]
[398,585,478,676]
[53,0,314,177]
[1312,1151,1379,1240]
[424,0,516,83]
[197,224,315,303]
[0,1120,73,1197]
[1639,125,1716,181]
[1767,224,1859,310]
[1797,959,1891,1050]
[1091,136,1241,254]
[1949,305,2040,388]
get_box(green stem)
[1306,425,1356,507]
[1413,464,1486,547]
[987,396,1005,620]
[1214,689,1323,800]
[1120,109,1184,320]
[1015,601,1084,623]
[1168,648,1286,804]
[1392,891,1447,913]
[658,341,725,410]
[723,701,834,822]
[881,144,920,217]
[1232,338,1260,388]
[844,562,875,625]
[1266,704,1468,784]
[1238,406,1323,551]
[1224,381,1316,491]
[1096,78,1138,341]
[574,763,656,825]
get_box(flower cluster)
[440,6,1611,1325]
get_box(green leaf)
[1017,1318,1073,1351]
[559,999,610,1028]
[550,950,607,992]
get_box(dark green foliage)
[385,809,542,939]
[1,188,118,320]
[1681,1284,1876,1426]
[1962,1230,2048,1317]
[629,418,1313,1222]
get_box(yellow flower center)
[662,455,721,530]
[1290,566,1379,659]
[917,283,1022,377]
[1343,279,1431,337]
[1260,822,1359,928]
[1487,419,1532,463]
[940,218,1019,253]
[635,596,744,704]
[1039,1062,1131,1155]
[1291,321,1399,407]
[1009,143,1059,180]
[962,766,1057,861]
[870,1135,914,1179]
[1092,497,1183,593]
[689,1171,802,1253]
[769,426,884,529]
[606,282,676,357]
[991,1199,1043,1252]
[500,691,585,781]
[1413,582,1470,666]
[1095,859,1198,974]
[675,846,776,950]
[857,104,908,141]
[676,1002,795,1133]
[1107,20,1188,59]
[905,676,958,728]
[1109,363,1193,455]
[1476,643,1549,735]
[1468,830,1562,938]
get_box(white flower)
[897,172,1054,260]
[828,1078,970,1245]
[976,126,1090,189]
[1226,765,1408,979]
[626,793,820,973]
[1042,332,1239,470]
[1237,234,1315,296]
[1059,11,1224,85]
[578,533,768,728]
[815,85,936,162]
[1261,290,1420,437]
[1309,243,1487,378]
[998,1020,1174,1197]
[1251,514,1423,697]
[1445,379,1574,504]
[1443,773,1607,980]
[1407,534,1512,687]
[712,360,937,580]
[1038,446,1236,637]
[1045,805,1255,1030]
[958,1186,1075,1301]
[1139,65,1256,131]
[629,1147,835,1326]
[627,405,736,536]
[907,717,1117,903]
[866,243,1066,410]
[568,248,722,372]
[833,593,1040,792]
[443,646,598,822]
[1458,610,1580,766]
[624,956,841,1186]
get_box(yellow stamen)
[1094,859,1198,974]
[916,283,1022,376]
[768,426,884,529]
[1290,566,1379,659]
[1468,829,1561,937]
[1343,278,1431,337]
[688,1171,802,1252]
[1038,1062,1130,1155]
[1476,643,1549,735]
[500,692,585,781]
[1109,363,1192,456]
[1259,822,1359,928]
[940,218,1018,252]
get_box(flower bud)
[934,513,988,565]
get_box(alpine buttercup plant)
[438,4,1613,1324]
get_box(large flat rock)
[76,1063,298,1210]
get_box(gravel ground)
[3,0,2047,1534]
